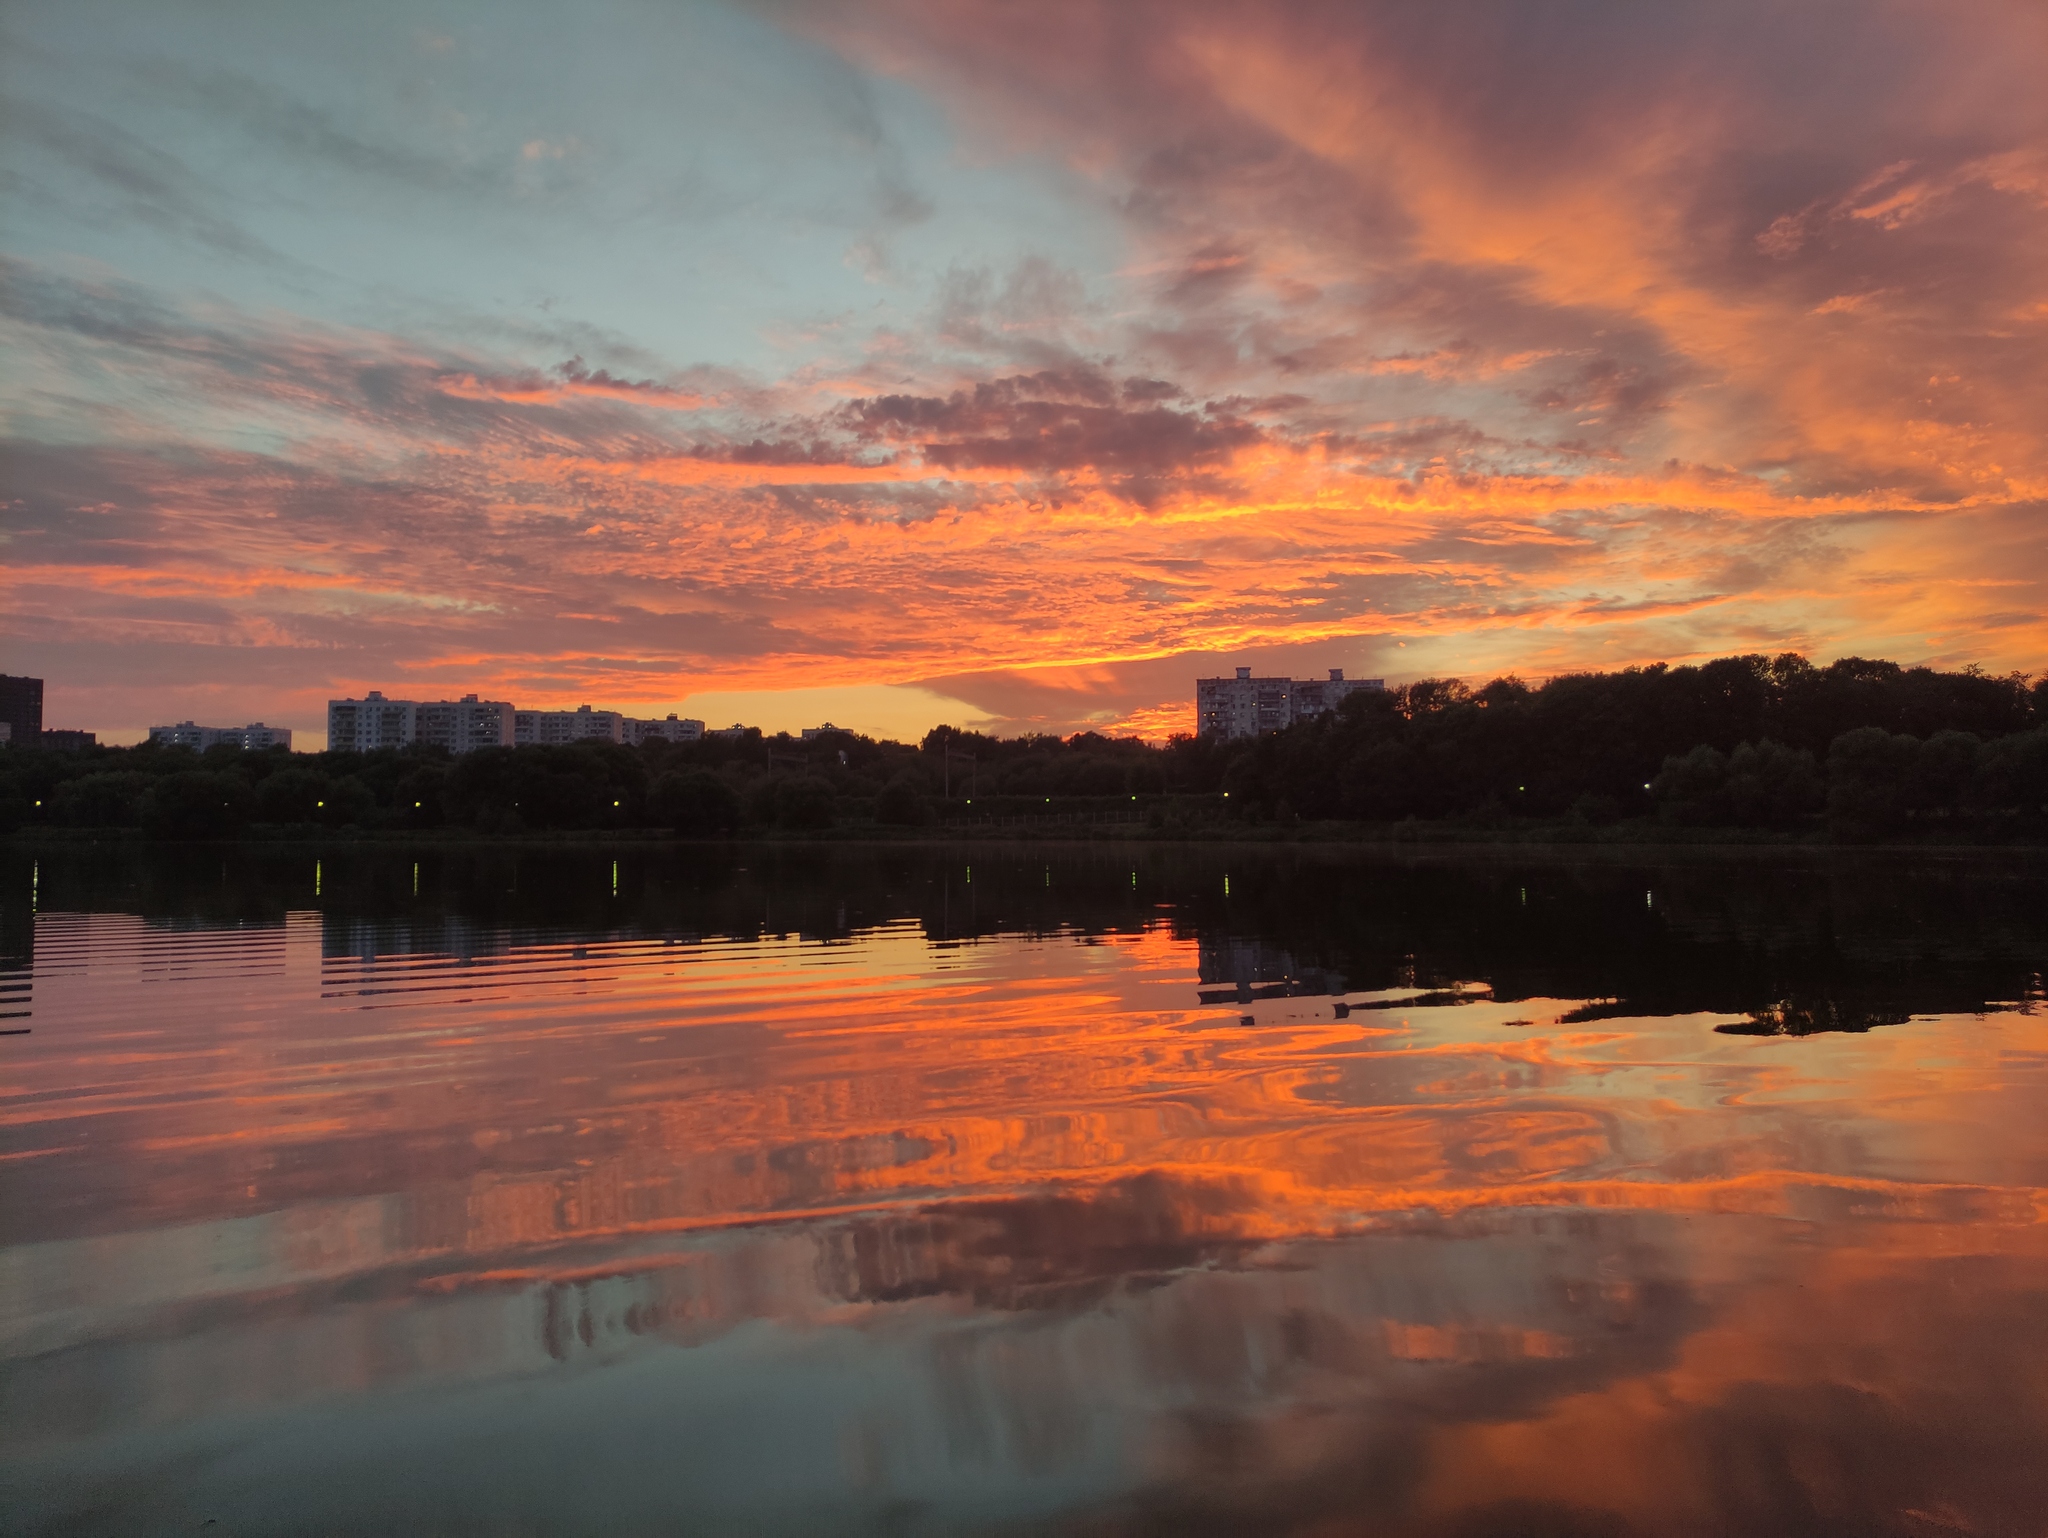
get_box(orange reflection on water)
[3,895,2046,1534]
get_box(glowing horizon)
[3,1,2043,741]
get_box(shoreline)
[8,824,2044,855]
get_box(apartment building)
[150,721,294,751]
[327,692,419,752]
[624,714,705,745]
[417,696,514,754]
[514,705,624,746]
[0,674,43,748]
[327,692,736,752]
[1194,667,1385,739]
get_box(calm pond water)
[2,844,2045,1537]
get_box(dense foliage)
[1220,653,2048,833]
[1,653,2042,840]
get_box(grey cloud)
[2,99,286,264]
[137,63,490,193]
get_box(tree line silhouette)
[1,653,2042,840]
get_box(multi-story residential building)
[327,692,734,752]
[0,674,43,748]
[707,723,752,740]
[417,696,514,754]
[149,722,293,751]
[624,714,705,745]
[1195,667,1384,739]
[40,730,96,751]
[328,692,420,752]
[800,722,848,741]
[514,705,624,746]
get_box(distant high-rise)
[417,696,514,754]
[327,692,420,752]
[1194,667,1384,739]
[0,674,44,748]
[327,693,512,754]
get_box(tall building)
[149,722,293,751]
[327,692,419,752]
[624,714,705,745]
[514,705,624,745]
[1195,667,1384,739]
[0,674,43,748]
[417,696,514,754]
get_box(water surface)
[3,845,2045,1536]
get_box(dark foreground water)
[2,844,2045,1537]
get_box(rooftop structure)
[1194,667,1385,740]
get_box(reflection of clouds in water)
[4,847,2048,1532]
[9,1195,2044,1533]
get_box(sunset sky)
[3,1,2044,746]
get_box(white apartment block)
[328,692,510,754]
[149,721,294,750]
[327,692,735,752]
[327,693,418,752]
[514,705,624,746]
[1195,667,1385,739]
[624,714,705,745]
[418,695,515,753]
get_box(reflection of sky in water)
[2,849,2046,1535]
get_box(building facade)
[417,696,514,754]
[150,721,293,751]
[0,674,43,748]
[327,693,420,752]
[514,705,624,746]
[326,692,738,752]
[1195,667,1385,739]
[624,714,705,745]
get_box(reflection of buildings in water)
[8,1185,2045,1534]
[1196,936,1346,1004]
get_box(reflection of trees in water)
[1718,997,1916,1037]
[8,843,2044,1032]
